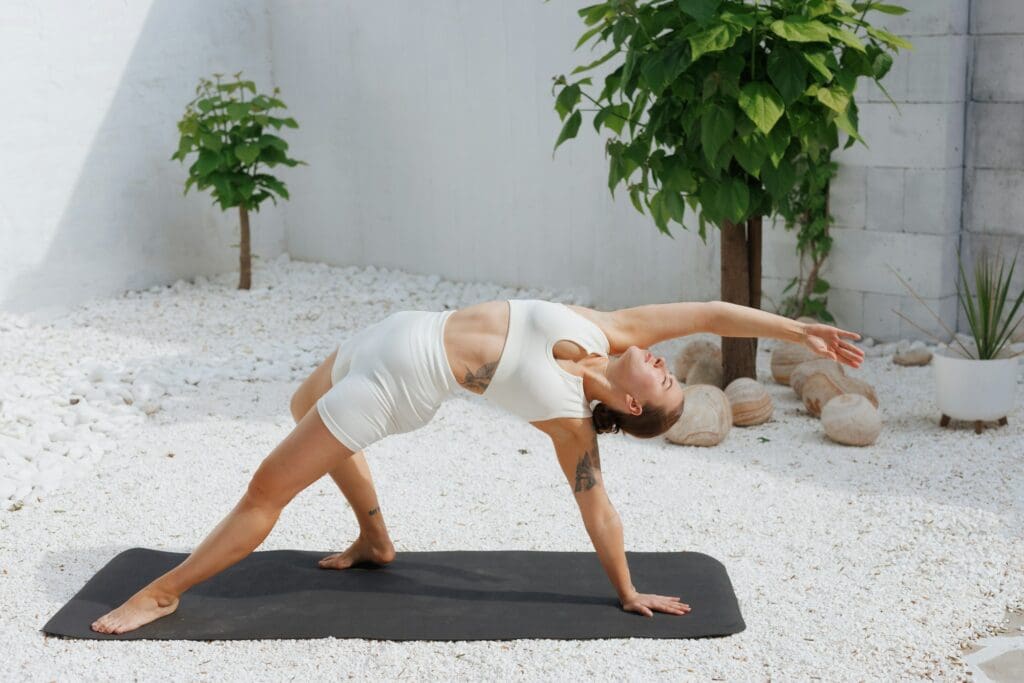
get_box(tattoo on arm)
[368,506,379,516]
[573,437,602,492]
[461,360,499,391]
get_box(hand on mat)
[620,592,691,618]
[801,323,864,370]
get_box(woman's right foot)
[91,588,179,634]
[318,534,396,569]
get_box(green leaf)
[733,133,768,177]
[871,50,895,79]
[714,178,750,224]
[826,26,866,52]
[226,102,252,121]
[258,134,289,152]
[660,154,696,192]
[595,103,631,135]
[768,47,808,105]
[571,48,617,75]
[770,18,831,44]
[866,26,913,50]
[834,105,865,145]
[854,2,909,15]
[193,149,222,177]
[199,132,222,151]
[689,23,740,62]
[555,84,581,121]
[628,186,645,214]
[665,190,685,223]
[675,0,721,24]
[649,191,671,234]
[766,119,791,167]
[803,51,834,80]
[816,86,850,113]
[575,23,605,50]
[738,82,785,135]
[234,143,261,165]
[761,157,796,201]
[700,103,735,166]
[554,110,582,154]
[813,278,830,294]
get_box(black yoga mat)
[42,548,745,641]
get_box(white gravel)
[1,254,1022,681]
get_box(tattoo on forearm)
[368,506,379,516]
[461,361,499,391]
[574,440,602,492]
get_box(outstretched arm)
[551,427,690,617]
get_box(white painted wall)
[270,0,719,311]
[0,0,285,316]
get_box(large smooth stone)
[821,394,882,446]
[686,357,724,388]
[770,342,819,385]
[724,377,773,426]
[790,359,846,398]
[802,373,879,417]
[674,340,722,381]
[666,385,732,447]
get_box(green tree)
[554,0,908,384]
[172,72,307,290]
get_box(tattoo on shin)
[573,438,601,492]
[461,360,499,392]
[368,506,379,516]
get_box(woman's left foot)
[319,534,396,569]
[91,588,179,634]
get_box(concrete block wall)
[761,0,969,341]
[962,0,1024,334]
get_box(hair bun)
[591,402,621,434]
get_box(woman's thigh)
[249,405,357,508]
[291,350,338,419]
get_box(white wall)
[0,0,285,315]
[269,1,719,311]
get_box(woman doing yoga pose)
[91,298,863,633]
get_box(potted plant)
[891,248,1024,433]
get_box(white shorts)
[315,309,459,452]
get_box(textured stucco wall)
[0,0,284,315]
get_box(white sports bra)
[481,299,611,422]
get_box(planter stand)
[939,414,1009,434]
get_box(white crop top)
[481,299,611,422]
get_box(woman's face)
[609,345,685,414]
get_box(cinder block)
[760,222,801,281]
[898,294,959,343]
[826,227,960,298]
[838,102,964,169]
[906,35,968,103]
[972,36,1024,102]
[902,168,963,235]
[964,169,1024,236]
[971,0,1024,35]
[829,164,866,230]
[866,168,904,232]
[869,0,968,36]
[863,292,903,341]
[863,35,967,104]
[967,102,1024,170]
[823,286,865,332]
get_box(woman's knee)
[245,465,293,510]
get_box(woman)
[91,298,862,633]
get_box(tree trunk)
[238,205,251,290]
[719,217,762,386]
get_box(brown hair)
[591,398,684,439]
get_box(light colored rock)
[790,359,847,398]
[770,342,819,385]
[685,357,724,388]
[893,341,933,366]
[665,385,732,447]
[724,378,773,426]
[802,373,880,417]
[821,394,882,446]
[674,340,722,381]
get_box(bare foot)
[319,534,396,569]
[91,588,179,634]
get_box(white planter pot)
[932,349,1018,421]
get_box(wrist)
[617,585,639,603]
[790,319,809,345]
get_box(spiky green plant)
[890,248,1024,360]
